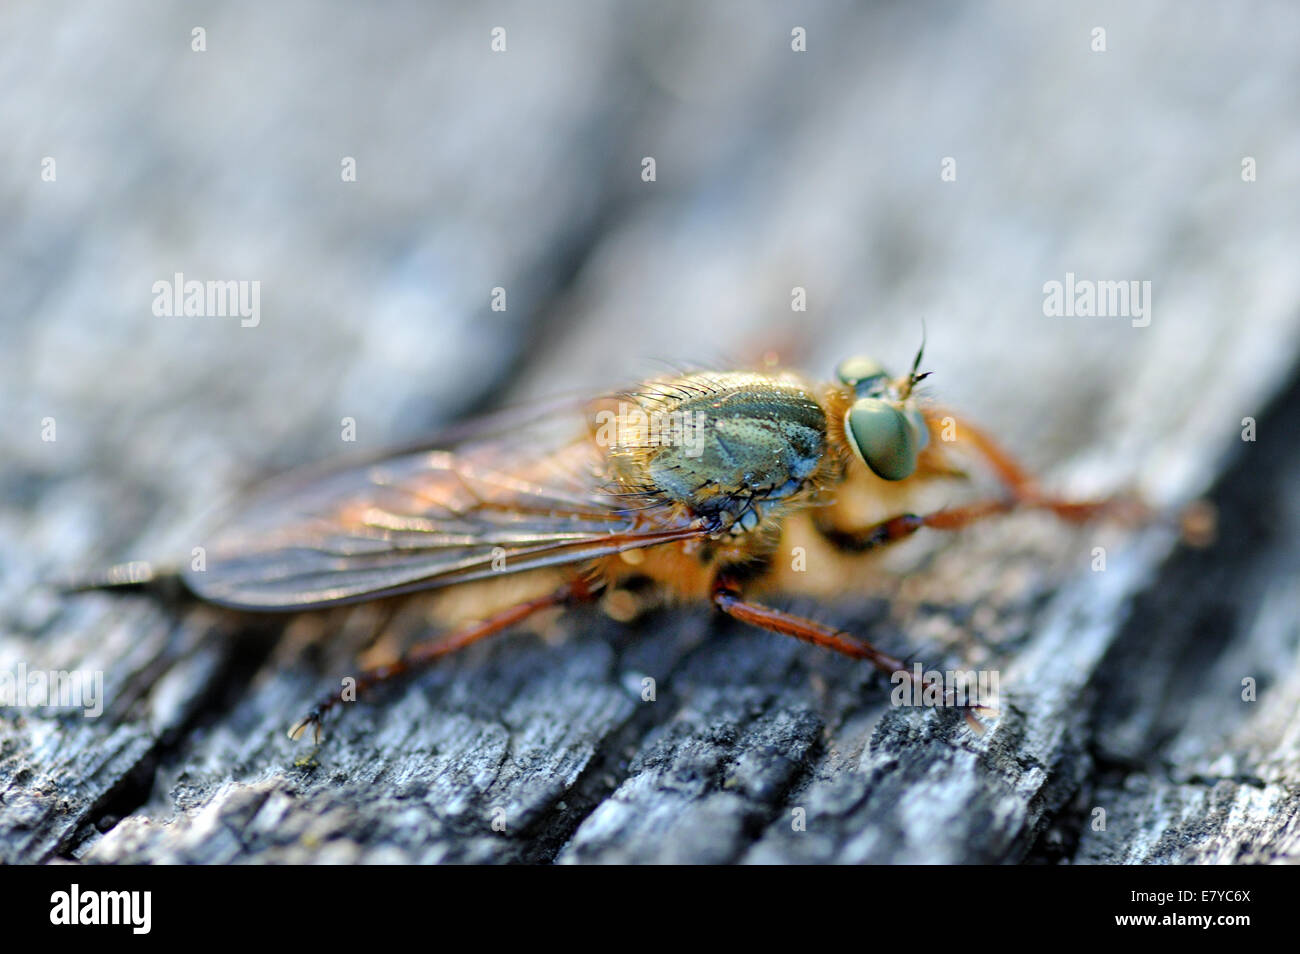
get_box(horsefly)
[86,346,1156,741]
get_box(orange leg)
[815,493,1139,554]
[711,577,989,727]
[930,410,1149,524]
[815,412,1151,553]
[289,578,594,743]
[813,499,1027,553]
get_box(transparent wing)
[183,402,702,610]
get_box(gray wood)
[3,2,1299,864]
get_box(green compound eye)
[904,408,930,452]
[836,356,887,389]
[844,398,920,481]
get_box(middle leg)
[711,576,990,726]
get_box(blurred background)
[2,1,1299,864]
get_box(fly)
[82,345,1161,741]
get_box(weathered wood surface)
[3,3,1300,864]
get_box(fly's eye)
[844,399,920,481]
[836,356,887,390]
[904,408,930,452]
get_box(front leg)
[813,493,1136,554]
[813,500,1022,553]
[926,410,1150,523]
[817,412,1152,554]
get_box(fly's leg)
[712,578,906,672]
[815,417,1154,555]
[933,411,1151,524]
[710,577,990,729]
[949,412,1217,542]
[814,492,1141,555]
[289,578,595,743]
[813,501,1025,553]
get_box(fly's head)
[834,344,932,482]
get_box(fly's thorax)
[599,371,831,529]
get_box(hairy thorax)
[593,370,848,602]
